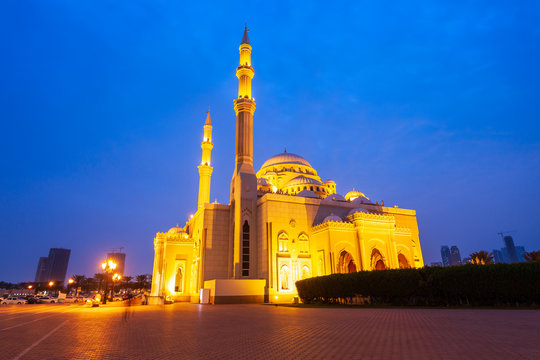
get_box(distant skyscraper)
[34,248,71,284]
[450,246,462,266]
[441,246,451,267]
[34,257,49,283]
[515,246,526,262]
[107,252,126,275]
[46,248,71,284]
[504,236,519,263]
[493,249,505,263]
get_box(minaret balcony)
[236,66,254,78]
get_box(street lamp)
[67,278,74,295]
[100,260,117,304]
[112,273,121,300]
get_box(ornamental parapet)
[350,211,395,222]
[312,220,355,233]
[395,227,412,234]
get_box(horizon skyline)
[1,1,539,282]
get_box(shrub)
[295,263,540,306]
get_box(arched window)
[280,265,290,290]
[174,267,184,293]
[301,265,311,280]
[242,221,250,276]
[298,233,309,253]
[278,232,289,252]
[310,186,314,191]
[337,251,357,273]
[371,249,386,270]
[398,254,410,269]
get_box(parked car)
[73,296,86,303]
[2,297,27,304]
[38,296,56,303]
[63,296,75,303]
[26,296,41,304]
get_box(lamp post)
[101,260,117,304]
[48,281,54,296]
[112,273,121,301]
[67,278,74,295]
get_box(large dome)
[260,152,313,169]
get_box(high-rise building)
[449,246,462,266]
[46,248,71,284]
[34,248,71,285]
[441,246,451,266]
[107,252,126,275]
[504,236,519,263]
[493,249,505,263]
[515,246,526,262]
[34,257,49,283]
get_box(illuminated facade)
[150,26,424,304]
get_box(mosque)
[150,27,424,304]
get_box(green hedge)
[295,263,540,306]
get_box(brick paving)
[0,303,539,359]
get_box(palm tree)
[71,274,86,289]
[469,250,494,265]
[94,273,106,292]
[522,250,540,263]
[121,276,133,290]
[135,274,147,290]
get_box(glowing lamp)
[68,278,74,284]
[28,285,33,289]
[48,281,54,286]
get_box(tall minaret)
[230,25,257,278]
[198,110,213,208]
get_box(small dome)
[324,179,336,184]
[323,193,346,202]
[323,213,343,223]
[168,225,184,234]
[345,190,369,202]
[261,152,313,169]
[351,196,372,205]
[285,176,323,187]
[348,207,369,216]
[296,190,320,198]
[257,178,270,186]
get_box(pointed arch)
[371,248,386,270]
[337,250,357,273]
[398,253,410,269]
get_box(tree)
[121,276,133,290]
[522,250,540,263]
[135,274,152,290]
[71,274,86,291]
[469,250,494,265]
[94,273,106,292]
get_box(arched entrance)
[371,249,386,270]
[337,251,357,273]
[398,254,410,269]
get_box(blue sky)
[1,1,539,282]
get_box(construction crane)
[497,230,517,240]
[106,247,125,254]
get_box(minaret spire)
[241,24,250,45]
[198,110,214,208]
[230,25,257,279]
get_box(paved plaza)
[0,303,539,359]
